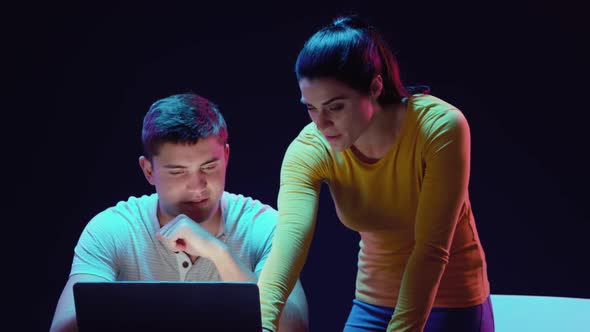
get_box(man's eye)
[202,165,216,172]
[328,104,344,111]
[169,171,184,175]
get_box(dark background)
[8,0,588,331]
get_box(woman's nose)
[315,112,332,130]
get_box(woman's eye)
[328,104,344,111]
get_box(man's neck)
[198,205,223,236]
[156,202,223,237]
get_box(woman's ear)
[370,75,384,100]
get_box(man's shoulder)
[111,193,156,212]
[88,193,157,231]
[221,192,277,254]
[222,192,277,217]
[222,192,277,229]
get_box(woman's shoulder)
[297,122,325,140]
[409,94,466,127]
[283,122,334,174]
[287,122,331,153]
[407,94,470,149]
[409,94,460,113]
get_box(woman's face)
[299,77,376,152]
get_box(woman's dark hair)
[296,15,429,105]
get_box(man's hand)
[156,214,223,259]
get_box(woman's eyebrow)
[300,96,347,105]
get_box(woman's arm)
[388,109,472,332]
[257,131,328,332]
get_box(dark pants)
[343,296,495,332]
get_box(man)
[50,93,309,332]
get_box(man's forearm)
[49,310,78,332]
[278,304,309,332]
[277,280,309,332]
[210,243,309,331]
[210,242,257,282]
[50,319,77,332]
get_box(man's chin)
[176,210,208,223]
[171,199,220,222]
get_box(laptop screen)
[73,281,262,332]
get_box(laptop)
[73,281,262,332]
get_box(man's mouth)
[183,198,208,206]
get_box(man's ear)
[139,156,155,185]
[370,75,384,100]
[224,144,230,163]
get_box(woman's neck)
[353,102,407,161]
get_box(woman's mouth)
[324,134,341,141]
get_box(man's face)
[140,136,229,225]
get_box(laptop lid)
[73,281,262,332]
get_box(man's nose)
[186,171,207,191]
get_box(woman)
[258,15,494,332]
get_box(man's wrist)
[208,240,230,262]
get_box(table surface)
[491,294,590,331]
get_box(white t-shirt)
[70,192,277,281]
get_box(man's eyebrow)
[161,158,219,169]
[162,164,186,169]
[200,158,219,166]
[300,96,347,106]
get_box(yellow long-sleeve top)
[258,94,490,332]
